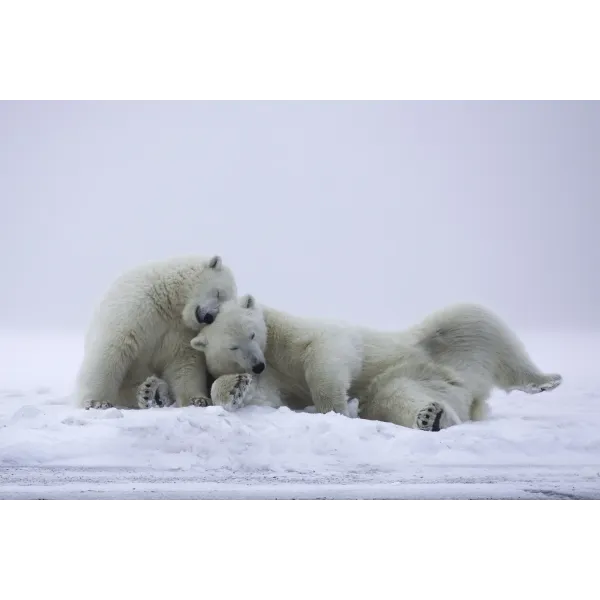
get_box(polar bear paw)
[85,400,114,410]
[415,402,444,432]
[189,395,212,407]
[519,374,563,395]
[211,373,253,411]
[137,375,173,409]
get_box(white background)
[1,1,599,599]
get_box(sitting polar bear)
[190,296,562,431]
[75,255,237,410]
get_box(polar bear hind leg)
[415,402,445,432]
[419,304,563,397]
[362,374,462,432]
[77,333,140,409]
[510,374,563,394]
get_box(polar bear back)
[85,256,235,347]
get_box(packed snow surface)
[1,331,599,499]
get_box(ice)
[1,330,599,499]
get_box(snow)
[1,331,600,499]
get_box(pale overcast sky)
[0,101,597,332]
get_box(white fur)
[75,255,237,409]
[192,297,562,430]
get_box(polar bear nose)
[252,362,265,374]
[195,306,216,325]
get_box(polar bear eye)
[250,333,255,340]
[230,346,239,351]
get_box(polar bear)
[75,255,237,410]
[190,296,562,431]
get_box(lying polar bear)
[189,296,562,431]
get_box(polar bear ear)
[240,294,256,310]
[208,255,222,270]
[190,332,208,351]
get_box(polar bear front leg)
[304,363,351,416]
[211,374,283,411]
[303,339,359,416]
[163,351,211,408]
[211,374,255,411]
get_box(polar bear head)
[190,294,267,377]
[182,255,238,330]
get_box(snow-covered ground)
[1,331,599,499]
